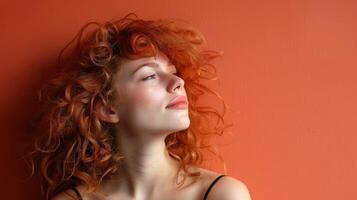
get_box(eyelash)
[142,72,179,81]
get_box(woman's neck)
[100,128,181,198]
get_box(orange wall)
[1,0,356,199]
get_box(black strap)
[203,175,226,200]
[69,187,83,200]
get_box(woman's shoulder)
[193,167,251,200]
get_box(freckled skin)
[112,53,190,138]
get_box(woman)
[28,13,251,200]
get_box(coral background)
[1,0,356,199]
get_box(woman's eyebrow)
[131,61,175,76]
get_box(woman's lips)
[166,102,188,109]
[166,96,188,109]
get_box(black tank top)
[70,175,226,200]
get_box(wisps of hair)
[25,13,232,200]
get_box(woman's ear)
[94,102,120,123]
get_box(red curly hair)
[27,13,231,200]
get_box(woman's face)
[111,53,190,137]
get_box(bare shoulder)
[194,167,251,200]
[206,175,251,200]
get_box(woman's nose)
[167,74,185,93]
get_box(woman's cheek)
[129,86,162,109]
[132,93,150,108]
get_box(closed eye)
[142,72,179,81]
[142,74,156,81]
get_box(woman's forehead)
[118,53,172,72]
